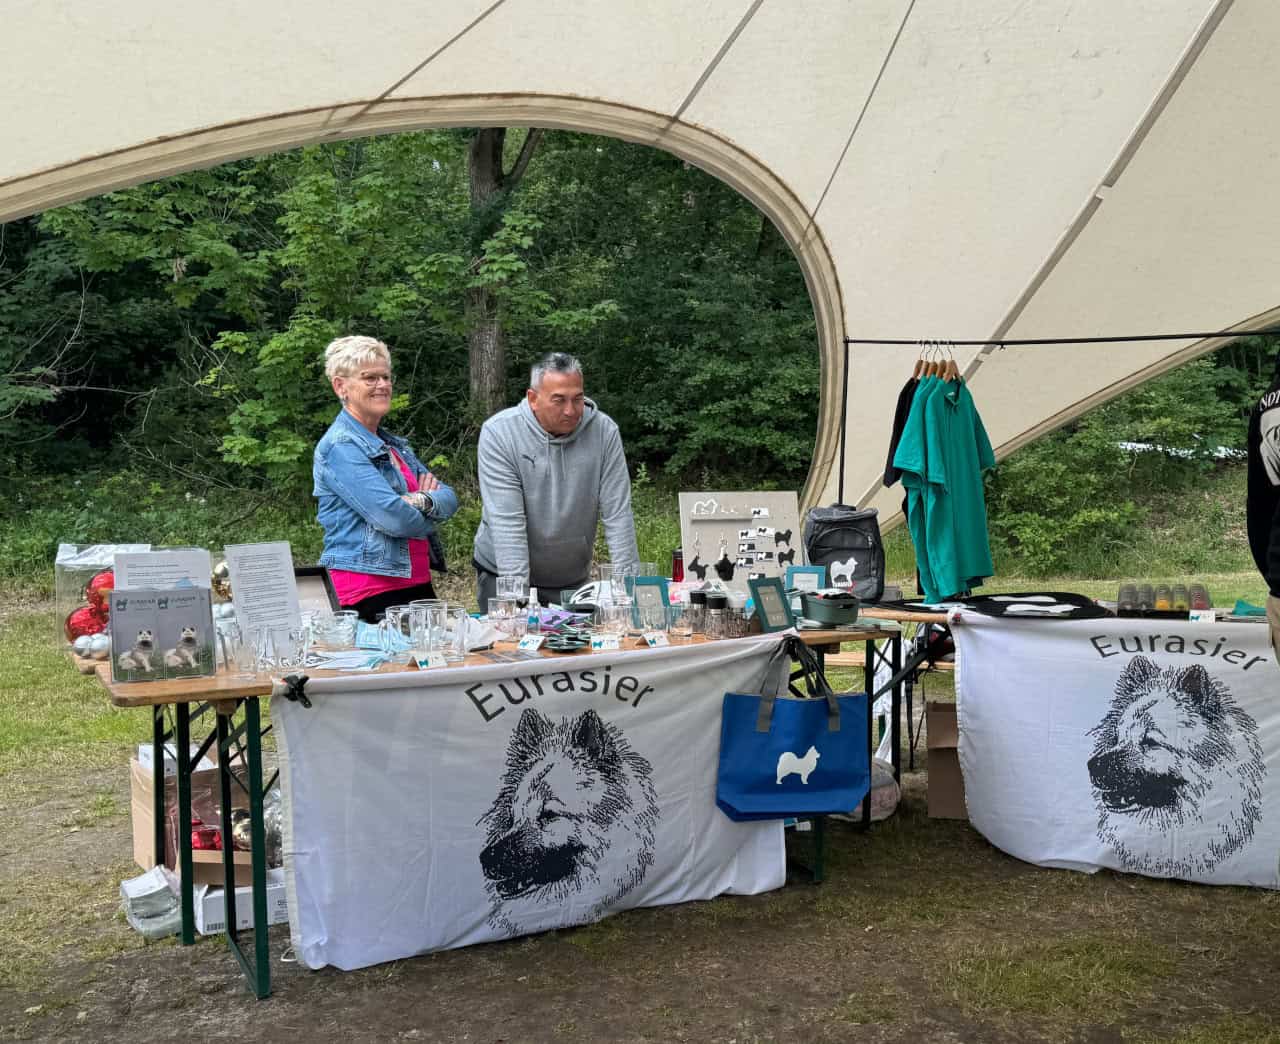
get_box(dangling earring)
[714,538,735,581]
[686,532,707,581]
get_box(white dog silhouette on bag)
[776,746,820,784]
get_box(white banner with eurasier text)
[953,613,1280,888]
[275,636,787,971]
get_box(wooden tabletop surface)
[94,625,900,708]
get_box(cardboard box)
[193,868,289,935]
[130,756,254,886]
[926,701,967,820]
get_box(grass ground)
[3,577,1278,1042]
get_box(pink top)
[331,448,432,607]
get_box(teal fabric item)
[1232,599,1266,617]
[892,376,943,600]
[892,378,996,602]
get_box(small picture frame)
[630,576,670,628]
[295,565,339,616]
[748,576,794,633]
[785,565,826,593]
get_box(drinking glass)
[442,607,470,663]
[312,609,358,651]
[259,626,306,672]
[488,598,526,642]
[667,605,693,640]
[637,605,667,634]
[496,574,526,600]
[411,603,446,658]
[222,623,259,679]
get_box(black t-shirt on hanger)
[883,377,918,487]
[1247,353,1280,596]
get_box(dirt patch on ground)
[4,742,1280,1044]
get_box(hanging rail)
[844,329,1280,347]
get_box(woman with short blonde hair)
[312,335,459,621]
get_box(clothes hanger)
[912,340,925,380]
[944,341,959,382]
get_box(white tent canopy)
[5,0,1278,518]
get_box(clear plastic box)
[54,543,151,647]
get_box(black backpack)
[803,505,885,601]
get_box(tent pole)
[838,336,850,506]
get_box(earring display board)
[677,491,805,587]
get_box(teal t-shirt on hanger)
[892,376,943,600]
[892,377,996,602]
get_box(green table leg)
[218,698,271,999]
[175,703,196,945]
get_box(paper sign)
[517,634,546,651]
[415,651,449,669]
[115,549,212,592]
[1189,609,1216,624]
[590,635,622,651]
[224,541,301,632]
[643,631,670,647]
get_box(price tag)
[415,651,449,669]
[642,631,670,647]
[517,634,546,651]
[1189,609,1216,624]
[590,634,622,651]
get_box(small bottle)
[1171,584,1190,612]
[1137,584,1155,612]
[1154,585,1172,611]
[526,587,541,635]
[671,549,685,583]
[687,589,708,634]
[1189,583,1211,611]
[705,593,728,640]
[1117,583,1138,613]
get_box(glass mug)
[442,607,470,663]
[221,623,259,679]
[488,598,527,642]
[378,605,423,663]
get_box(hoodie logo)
[520,452,538,468]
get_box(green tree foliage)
[1,130,819,489]
[984,349,1277,574]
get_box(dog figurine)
[117,629,156,673]
[774,529,792,547]
[479,708,659,936]
[163,625,201,670]
[1087,656,1265,877]
[776,548,796,568]
[686,556,709,581]
[776,746,820,785]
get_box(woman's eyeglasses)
[353,372,393,387]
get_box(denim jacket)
[313,409,459,578]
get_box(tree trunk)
[465,127,543,421]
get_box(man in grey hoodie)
[473,352,640,608]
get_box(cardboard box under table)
[129,754,254,887]
[926,701,967,820]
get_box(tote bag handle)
[754,637,841,733]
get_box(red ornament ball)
[65,605,107,641]
[85,570,115,611]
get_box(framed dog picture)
[748,576,794,633]
[630,576,670,628]
[785,565,826,593]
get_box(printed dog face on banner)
[1087,656,1265,877]
[478,708,659,935]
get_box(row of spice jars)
[1116,583,1211,613]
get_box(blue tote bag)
[717,637,870,822]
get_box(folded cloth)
[1232,599,1267,617]
[356,621,409,651]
